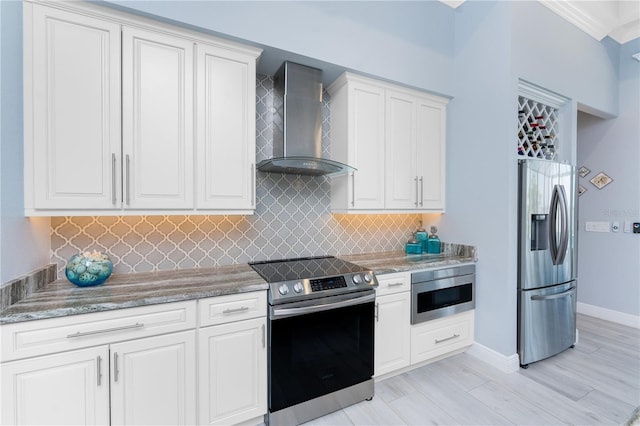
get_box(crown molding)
[540,1,610,41]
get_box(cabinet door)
[349,82,386,209]
[196,44,256,211]
[110,331,196,426]
[375,292,411,377]
[198,317,267,425]
[385,90,418,209]
[26,4,121,211]
[122,27,194,210]
[1,346,110,425]
[416,98,446,210]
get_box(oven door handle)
[271,292,375,319]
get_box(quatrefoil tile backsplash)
[50,76,421,276]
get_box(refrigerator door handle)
[556,185,569,265]
[549,185,560,264]
[531,286,575,300]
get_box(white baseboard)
[466,342,520,373]
[577,302,640,329]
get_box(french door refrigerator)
[518,159,577,367]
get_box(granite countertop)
[0,246,476,325]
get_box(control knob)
[278,284,289,295]
[352,274,363,284]
[364,273,373,283]
[293,282,304,293]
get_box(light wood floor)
[304,314,640,426]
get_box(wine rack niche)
[517,96,558,160]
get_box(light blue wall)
[0,0,50,285]
[510,1,619,117]
[437,1,518,357]
[576,38,640,318]
[104,0,456,95]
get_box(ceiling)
[440,0,640,44]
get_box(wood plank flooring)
[304,314,640,425]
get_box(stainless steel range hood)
[257,62,355,176]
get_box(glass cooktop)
[249,256,367,283]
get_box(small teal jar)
[426,226,441,254]
[66,252,113,287]
[415,226,428,253]
[405,235,422,255]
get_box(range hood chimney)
[256,62,355,176]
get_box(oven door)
[268,291,375,414]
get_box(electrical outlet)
[624,221,632,233]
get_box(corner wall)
[0,1,50,285]
[576,38,640,323]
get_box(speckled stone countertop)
[0,245,476,325]
[0,264,267,325]
[340,245,476,275]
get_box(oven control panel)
[269,272,378,304]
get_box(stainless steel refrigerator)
[518,159,577,368]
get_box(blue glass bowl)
[65,253,113,287]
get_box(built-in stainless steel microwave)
[411,264,475,324]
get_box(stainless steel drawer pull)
[387,282,404,287]
[113,352,119,382]
[375,303,379,322]
[222,306,250,314]
[414,176,419,206]
[261,324,266,348]
[97,355,103,386]
[419,176,424,207]
[66,322,144,338]
[125,154,131,205]
[435,333,460,344]
[351,172,356,206]
[111,153,117,205]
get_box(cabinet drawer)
[199,291,267,327]
[375,272,410,297]
[410,310,474,364]
[1,301,197,362]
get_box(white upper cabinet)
[24,4,122,212]
[328,72,448,213]
[329,75,386,211]
[23,1,261,216]
[122,27,194,210]
[196,44,256,211]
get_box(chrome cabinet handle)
[125,154,131,205]
[66,322,144,338]
[261,324,265,348]
[375,303,379,322]
[113,352,119,382]
[414,176,419,207]
[387,282,404,287]
[97,355,103,386]
[251,164,255,207]
[351,172,356,207]
[222,306,249,314]
[419,176,424,207]
[111,153,117,205]
[435,333,460,344]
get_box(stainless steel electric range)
[249,256,378,426]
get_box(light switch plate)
[624,221,632,233]
[585,221,610,232]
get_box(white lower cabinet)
[374,271,475,379]
[110,331,197,426]
[1,346,110,425]
[374,272,411,377]
[198,293,267,426]
[411,310,475,365]
[0,301,197,426]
